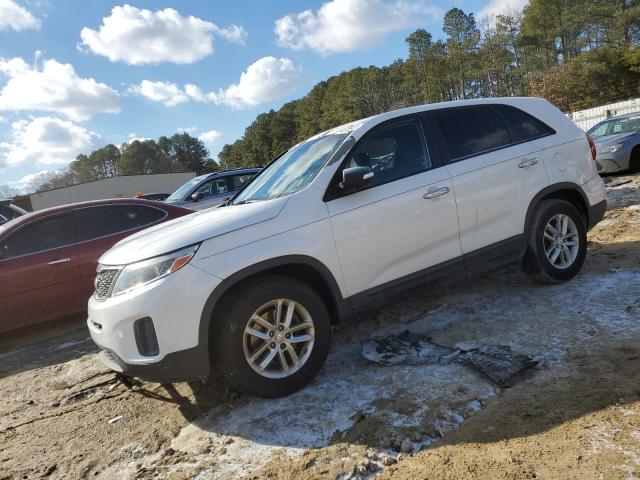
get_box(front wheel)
[213,275,331,398]
[522,199,587,284]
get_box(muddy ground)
[1,175,639,480]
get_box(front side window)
[232,134,347,204]
[166,176,207,202]
[433,106,511,161]
[0,213,75,259]
[76,205,165,242]
[343,119,431,188]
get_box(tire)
[212,275,331,398]
[522,199,587,284]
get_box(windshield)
[166,176,206,201]
[232,133,347,204]
[587,115,640,138]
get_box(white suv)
[88,98,607,397]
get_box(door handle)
[519,158,538,168]
[423,186,450,199]
[47,257,71,265]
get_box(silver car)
[165,168,260,210]
[587,113,640,174]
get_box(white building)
[29,172,196,211]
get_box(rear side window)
[494,105,555,143]
[344,119,431,188]
[77,205,166,242]
[0,205,19,221]
[230,174,255,191]
[1,213,75,259]
[194,177,232,198]
[433,106,511,161]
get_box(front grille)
[595,160,603,172]
[94,268,120,299]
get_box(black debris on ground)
[361,330,538,388]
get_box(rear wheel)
[522,199,587,284]
[213,275,331,398]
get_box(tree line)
[4,0,639,197]
[218,0,640,168]
[23,133,216,194]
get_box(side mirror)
[340,166,374,190]
[190,192,200,202]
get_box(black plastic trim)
[347,234,524,313]
[587,199,607,230]
[197,254,349,363]
[102,346,210,383]
[523,182,593,242]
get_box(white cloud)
[0,115,7,123]
[177,126,197,134]
[79,4,247,65]
[129,80,188,106]
[130,57,302,110]
[199,129,221,144]
[212,57,302,108]
[275,0,441,56]
[0,116,99,167]
[477,0,528,26]
[0,0,40,31]
[0,57,120,120]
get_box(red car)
[0,199,191,335]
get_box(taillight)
[587,136,597,160]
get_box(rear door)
[0,213,82,333]
[75,204,168,299]
[430,105,551,257]
[326,116,461,297]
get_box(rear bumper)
[587,199,607,230]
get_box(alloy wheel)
[242,299,315,379]
[543,213,580,269]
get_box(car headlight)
[111,244,199,297]
[599,143,623,154]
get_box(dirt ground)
[1,175,638,480]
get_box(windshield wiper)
[233,199,264,206]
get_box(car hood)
[99,198,287,265]
[593,132,636,148]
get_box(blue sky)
[0,0,519,190]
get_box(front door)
[326,117,462,297]
[0,212,82,333]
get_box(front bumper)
[97,346,208,383]
[88,263,221,382]
[595,151,630,174]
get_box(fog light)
[133,317,159,356]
